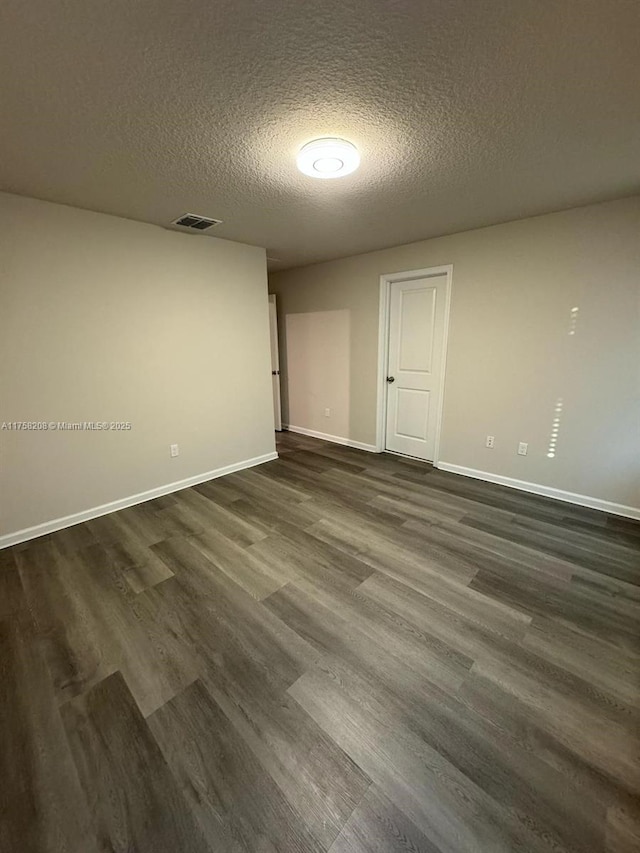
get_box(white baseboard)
[0,451,279,550]
[436,462,640,520]
[283,424,378,453]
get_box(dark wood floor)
[2,431,639,853]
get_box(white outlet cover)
[518,442,528,456]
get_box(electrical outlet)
[518,442,528,456]
[170,444,179,457]
[324,408,331,417]
[485,435,495,448]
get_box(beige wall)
[0,192,275,538]
[270,197,640,511]
[283,309,351,439]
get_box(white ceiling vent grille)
[171,213,222,231]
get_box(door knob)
[386,376,395,383]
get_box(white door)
[384,274,448,460]
[268,294,282,431]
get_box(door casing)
[376,265,453,464]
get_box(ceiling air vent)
[172,213,222,231]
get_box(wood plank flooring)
[2,430,639,852]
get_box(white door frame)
[375,264,453,465]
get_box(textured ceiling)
[1,0,638,270]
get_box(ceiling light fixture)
[297,138,360,179]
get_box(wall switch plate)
[485,435,495,448]
[170,444,179,457]
[518,442,528,456]
[324,408,331,417]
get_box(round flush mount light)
[296,137,360,179]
